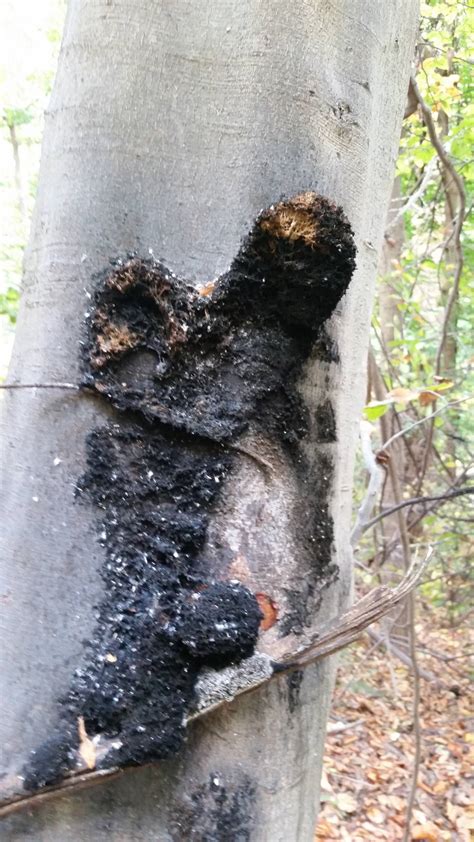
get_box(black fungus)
[23,193,355,790]
[170,773,256,842]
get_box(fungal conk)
[23,192,356,790]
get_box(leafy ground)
[315,610,473,841]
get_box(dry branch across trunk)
[0,551,431,819]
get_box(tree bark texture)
[377,178,408,573]
[0,1,418,839]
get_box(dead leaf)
[411,822,440,841]
[335,792,358,814]
[367,806,385,824]
[433,780,449,794]
[375,449,390,466]
[386,387,419,403]
[315,608,471,841]
[419,780,437,795]
[433,376,454,386]
[315,819,338,838]
[320,768,334,793]
[78,716,96,770]
[387,794,406,811]
[419,391,438,406]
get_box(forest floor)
[314,608,473,841]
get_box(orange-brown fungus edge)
[259,192,320,247]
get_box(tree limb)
[363,486,474,532]
[350,418,385,547]
[409,76,465,379]
[0,382,80,390]
[0,549,433,819]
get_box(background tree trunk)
[376,177,408,573]
[0,1,418,839]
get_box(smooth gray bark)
[0,1,418,839]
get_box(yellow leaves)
[78,716,96,771]
[419,382,454,406]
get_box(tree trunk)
[7,122,27,232]
[0,1,418,839]
[376,178,408,573]
[438,109,460,460]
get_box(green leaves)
[0,107,33,129]
[0,287,19,324]
[363,402,391,422]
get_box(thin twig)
[350,419,385,547]
[367,629,443,686]
[327,719,365,734]
[0,382,80,390]
[363,486,474,532]
[381,465,473,558]
[0,768,123,820]
[385,156,439,234]
[380,396,471,453]
[409,78,465,375]
[403,588,422,842]
[409,75,466,501]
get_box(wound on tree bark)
[23,192,355,791]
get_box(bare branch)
[403,589,422,842]
[409,78,465,375]
[380,396,472,453]
[0,383,80,391]
[350,420,385,547]
[363,486,474,533]
[385,156,439,233]
[407,76,466,504]
[0,550,433,818]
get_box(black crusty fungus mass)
[170,773,256,841]
[23,193,355,791]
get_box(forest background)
[0,1,472,839]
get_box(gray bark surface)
[0,1,418,839]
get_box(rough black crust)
[286,669,305,716]
[23,193,355,791]
[170,773,256,841]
